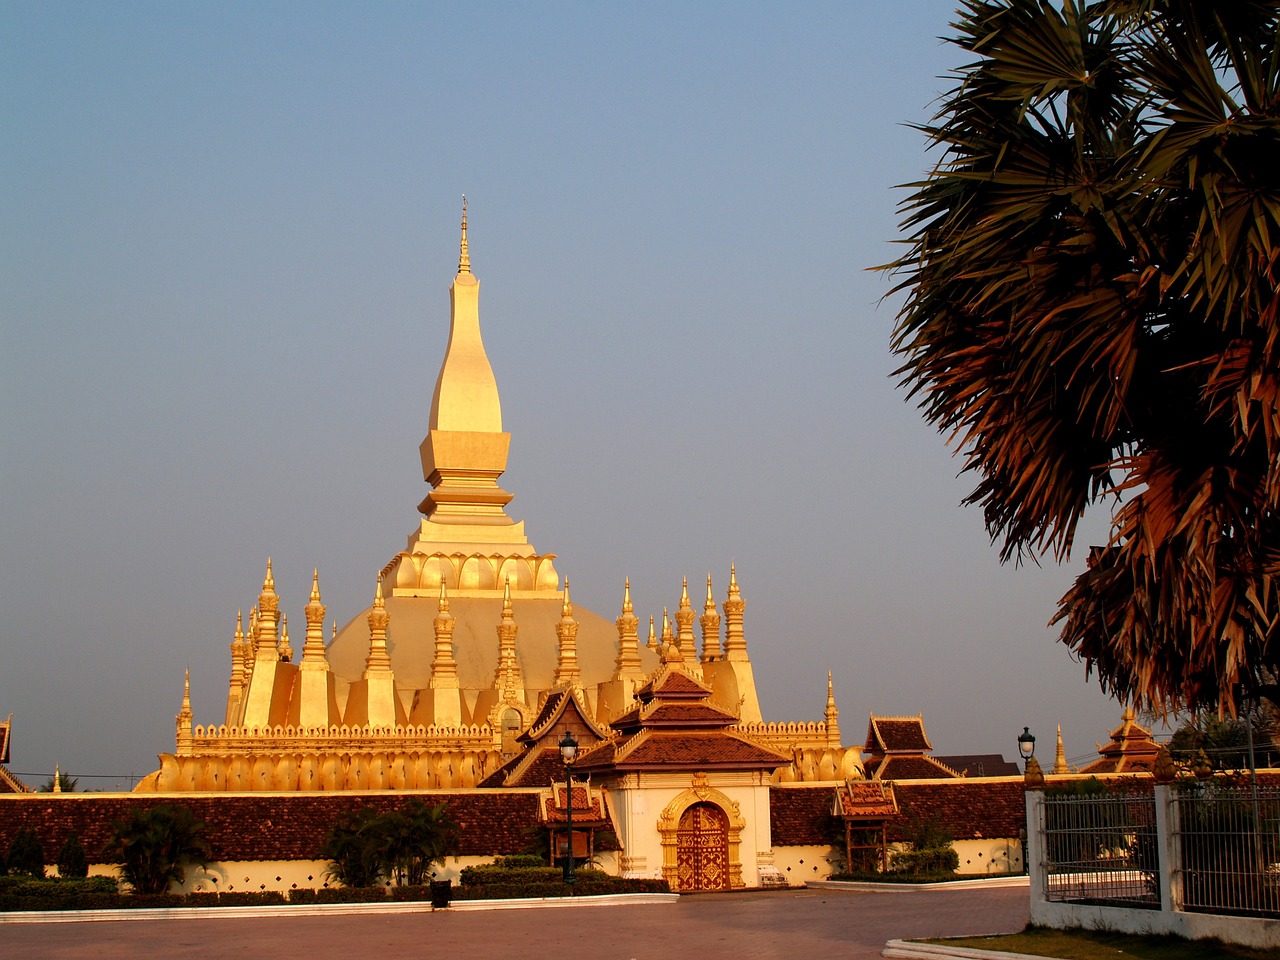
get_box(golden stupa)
[140,204,857,792]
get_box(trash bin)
[429,878,452,908]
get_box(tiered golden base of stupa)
[144,726,504,792]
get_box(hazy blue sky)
[2,1,1142,789]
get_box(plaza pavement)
[0,884,1030,960]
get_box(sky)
[1,1,1149,791]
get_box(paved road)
[2,886,1029,960]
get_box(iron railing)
[1174,781,1280,918]
[1042,789,1159,908]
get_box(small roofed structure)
[480,686,611,787]
[863,714,960,780]
[1077,707,1161,774]
[539,778,613,866]
[0,714,30,794]
[832,779,898,872]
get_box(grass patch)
[931,926,1278,960]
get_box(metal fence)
[1042,788,1159,908]
[1174,781,1280,918]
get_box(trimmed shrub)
[56,831,89,879]
[289,886,390,904]
[6,827,45,878]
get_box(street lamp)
[558,730,579,885]
[1017,727,1036,771]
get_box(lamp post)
[1017,727,1035,877]
[558,730,578,886]
[1017,726,1036,772]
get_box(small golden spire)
[502,575,513,614]
[1053,724,1069,775]
[680,576,690,608]
[53,762,62,793]
[562,577,573,616]
[705,574,714,609]
[184,667,191,705]
[622,577,633,615]
[278,614,293,662]
[264,557,274,590]
[438,578,450,613]
[310,568,321,603]
[458,195,471,275]
[648,616,657,647]
[826,671,835,707]
[332,620,337,641]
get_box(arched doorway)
[676,802,730,891]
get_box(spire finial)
[438,578,450,613]
[458,195,471,275]
[623,577,633,614]
[503,575,512,613]
[264,557,274,589]
[562,577,572,616]
[310,568,321,602]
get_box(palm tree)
[107,805,210,894]
[887,1,1280,716]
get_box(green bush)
[289,886,390,904]
[6,827,45,878]
[0,875,119,911]
[888,847,960,876]
[215,890,286,906]
[320,800,459,888]
[106,805,211,894]
[56,831,89,878]
[451,876,669,900]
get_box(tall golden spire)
[614,578,644,678]
[824,671,841,747]
[364,575,393,676]
[494,577,524,700]
[723,563,747,660]
[699,574,722,663]
[256,559,280,656]
[430,581,459,688]
[177,668,194,752]
[675,576,696,662]
[458,195,471,275]
[554,578,581,686]
[302,569,327,665]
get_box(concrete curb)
[0,892,680,924]
[810,876,1029,893]
[881,940,1046,960]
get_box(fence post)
[1154,782,1179,912]
[1024,786,1046,905]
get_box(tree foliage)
[888,0,1280,715]
[321,801,459,888]
[5,827,45,878]
[55,831,89,879]
[106,805,210,895]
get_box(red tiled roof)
[541,784,609,824]
[836,780,898,820]
[579,729,787,771]
[635,668,712,702]
[870,755,961,780]
[935,754,1020,777]
[866,716,932,753]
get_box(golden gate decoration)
[657,772,746,891]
